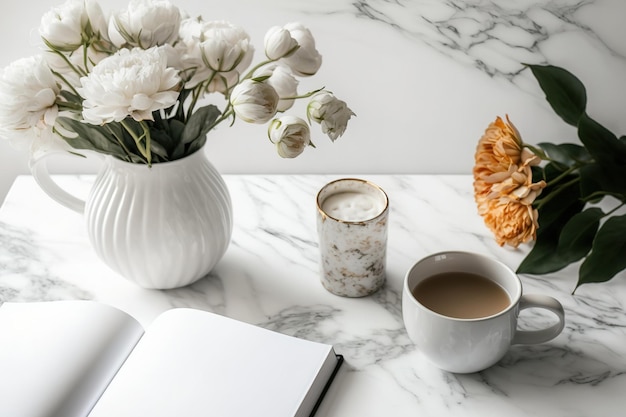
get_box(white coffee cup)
[402,251,565,373]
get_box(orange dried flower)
[473,115,546,247]
[479,197,540,247]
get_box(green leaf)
[579,163,606,202]
[181,105,221,144]
[517,179,585,275]
[579,163,626,201]
[578,113,626,166]
[556,207,603,263]
[517,225,564,275]
[168,119,186,143]
[577,214,626,289]
[55,117,126,158]
[526,64,587,126]
[534,176,583,230]
[537,142,592,167]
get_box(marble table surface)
[1,174,625,417]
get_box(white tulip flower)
[281,23,322,77]
[79,47,181,124]
[254,64,299,112]
[230,79,279,124]
[264,26,299,60]
[307,91,355,141]
[0,56,60,147]
[268,116,311,158]
[39,0,108,51]
[109,0,181,49]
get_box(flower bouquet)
[474,64,626,291]
[0,0,354,165]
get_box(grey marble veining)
[1,174,625,416]
[351,0,626,80]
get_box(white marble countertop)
[1,174,625,416]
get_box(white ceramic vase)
[30,147,232,289]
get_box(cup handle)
[29,151,87,214]
[511,294,565,345]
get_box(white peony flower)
[268,115,311,158]
[39,0,109,52]
[254,64,299,112]
[281,23,322,77]
[109,0,181,49]
[178,19,254,92]
[79,47,181,124]
[0,55,60,148]
[230,79,279,124]
[264,26,299,60]
[307,91,355,141]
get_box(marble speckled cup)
[316,178,389,297]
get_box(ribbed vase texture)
[84,149,232,289]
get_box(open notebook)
[0,300,342,417]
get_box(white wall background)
[1,0,625,204]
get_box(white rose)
[0,56,60,149]
[109,0,181,48]
[281,23,322,77]
[39,0,108,52]
[78,47,181,124]
[254,64,298,112]
[268,116,311,158]
[230,79,279,124]
[264,26,299,60]
[307,91,355,141]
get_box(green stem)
[56,100,83,112]
[211,108,235,130]
[280,87,325,101]
[51,69,82,97]
[141,121,152,166]
[105,124,133,161]
[82,44,89,73]
[120,119,151,165]
[544,163,584,188]
[603,202,625,217]
[186,72,217,121]
[240,58,277,81]
[50,48,88,78]
[534,177,580,210]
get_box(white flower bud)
[281,23,322,77]
[268,116,311,158]
[178,19,254,93]
[109,0,181,48]
[253,64,299,112]
[230,79,279,124]
[39,0,108,52]
[264,26,299,60]
[307,91,355,141]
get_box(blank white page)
[88,308,337,417]
[0,301,144,417]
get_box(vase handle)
[29,151,90,214]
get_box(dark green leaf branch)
[516,64,626,291]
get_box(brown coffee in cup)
[412,272,510,319]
